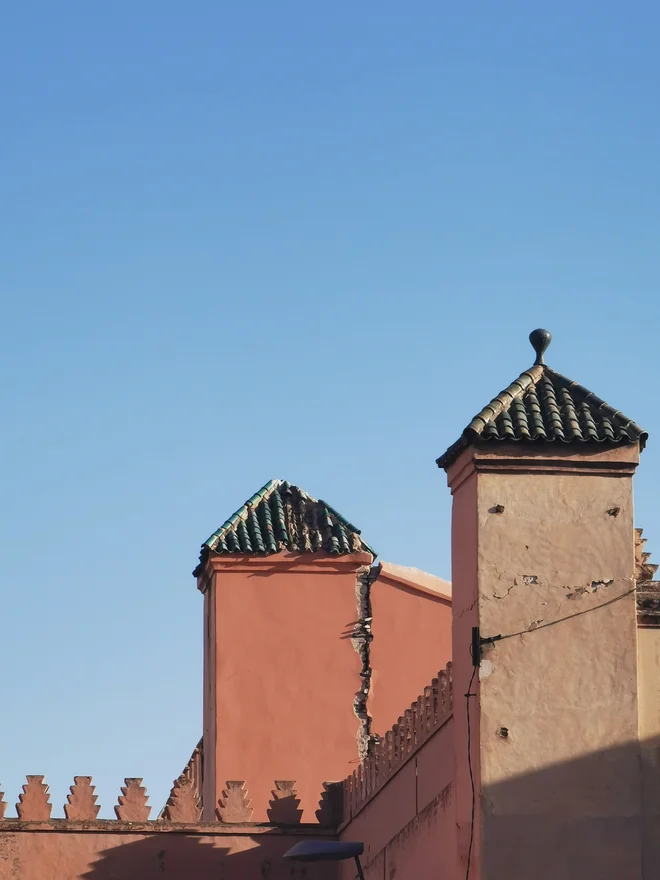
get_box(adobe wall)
[369,564,452,734]
[638,627,660,874]
[449,444,643,880]
[0,823,338,880]
[338,665,458,880]
[448,465,481,877]
[339,722,457,880]
[202,586,216,817]
[201,553,373,822]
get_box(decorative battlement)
[216,781,253,823]
[115,778,151,822]
[160,775,201,823]
[16,776,51,821]
[339,662,453,824]
[64,777,100,821]
[636,528,660,627]
[0,775,340,828]
[0,668,453,832]
[159,738,203,821]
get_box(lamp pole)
[352,853,365,880]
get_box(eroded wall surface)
[474,448,642,880]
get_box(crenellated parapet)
[340,662,453,823]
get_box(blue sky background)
[1,1,659,817]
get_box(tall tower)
[437,330,647,879]
[194,480,375,821]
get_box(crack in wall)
[457,598,478,618]
[351,565,375,761]
[483,576,627,601]
[491,584,516,600]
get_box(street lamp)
[284,840,365,879]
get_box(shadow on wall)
[4,738,658,879]
[81,832,338,880]
[340,735,660,880]
[477,734,660,880]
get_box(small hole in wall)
[607,507,620,517]
[499,727,509,739]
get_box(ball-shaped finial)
[529,328,551,365]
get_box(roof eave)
[437,434,646,472]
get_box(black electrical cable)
[464,583,636,878]
[480,585,636,647]
[464,663,477,880]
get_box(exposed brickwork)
[340,663,453,823]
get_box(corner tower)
[194,480,375,821]
[438,330,647,879]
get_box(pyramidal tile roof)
[194,479,375,575]
[437,329,647,469]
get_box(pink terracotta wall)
[201,552,373,822]
[339,717,458,880]
[0,824,338,880]
[369,568,452,734]
[202,587,216,816]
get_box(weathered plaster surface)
[466,445,642,879]
[446,464,481,878]
[638,627,660,874]
[477,469,638,788]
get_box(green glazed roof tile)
[193,479,375,575]
[436,330,647,469]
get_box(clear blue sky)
[2,1,659,818]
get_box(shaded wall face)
[638,627,660,874]
[475,458,642,879]
[207,558,367,821]
[448,467,480,877]
[202,588,216,819]
[339,717,458,880]
[369,579,451,734]
[481,736,657,880]
[0,828,339,880]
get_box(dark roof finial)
[436,327,647,469]
[529,328,551,366]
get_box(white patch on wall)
[479,659,494,680]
